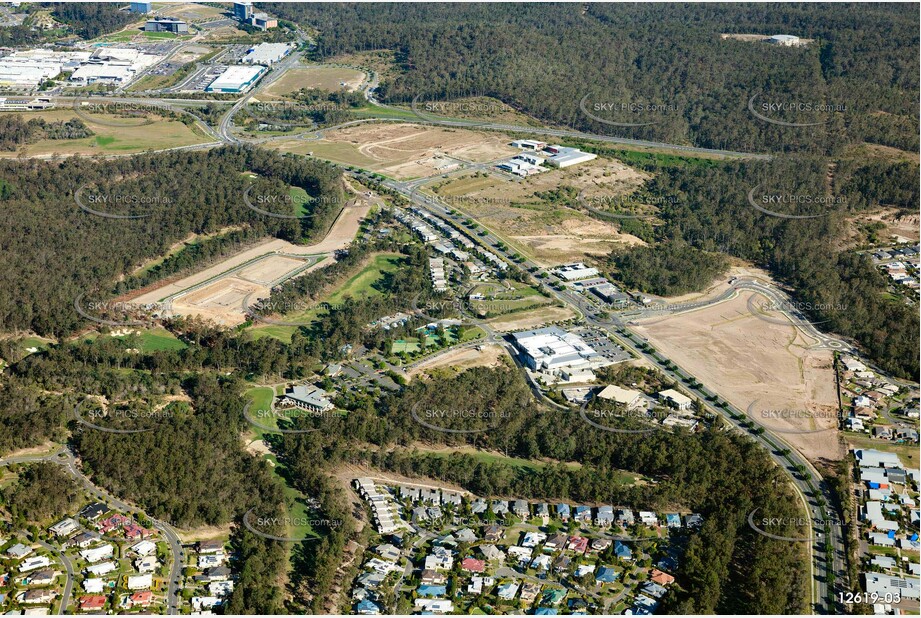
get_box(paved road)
[37,539,74,615]
[391,179,842,613]
[0,448,184,615]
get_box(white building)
[766,34,803,47]
[0,49,90,87]
[596,385,645,410]
[127,573,152,590]
[553,262,600,281]
[241,43,292,66]
[544,146,597,168]
[80,544,114,564]
[85,561,117,577]
[511,139,546,150]
[658,389,693,410]
[206,65,266,93]
[280,384,334,412]
[512,326,612,376]
[83,578,105,593]
[18,556,51,573]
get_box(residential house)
[82,579,105,594]
[20,588,55,604]
[545,533,568,551]
[522,531,546,548]
[461,557,485,573]
[497,582,519,600]
[127,573,152,590]
[566,536,588,553]
[78,595,107,612]
[520,582,541,603]
[126,590,153,608]
[614,540,633,560]
[595,505,615,527]
[49,518,79,538]
[556,503,571,522]
[596,566,618,584]
[477,545,505,562]
[513,500,530,519]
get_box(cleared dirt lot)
[408,343,507,379]
[131,195,373,325]
[236,255,306,285]
[264,65,366,96]
[435,159,648,264]
[487,305,577,332]
[276,123,517,179]
[632,290,842,462]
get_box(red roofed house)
[650,569,675,586]
[79,595,107,611]
[566,536,588,553]
[127,590,153,608]
[461,557,485,573]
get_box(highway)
[0,448,185,615]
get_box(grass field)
[262,65,366,96]
[133,328,187,352]
[0,109,209,157]
[845,433,919,467]
[244,386,277,438]
[250,253,404,341]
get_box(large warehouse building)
[241,43,292,66]
[206,65,266,93]
[0,49,90,87]
[512,326,613,380]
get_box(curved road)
[0,448,184,615]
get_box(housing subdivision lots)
[351,478,700,615]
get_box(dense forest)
[607,242,730,297]
[0,146,343,337]
[1,462,81,526]
[46,2,138,40]
[267,3,919,154]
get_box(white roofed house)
[80,544,114,563]
[127,573,153,590]
[49,518,79,538]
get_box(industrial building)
[206,65,265,93]
[512,326,613,379]
[144,16,189,34]
[766,34,803,46]
[596,384,646,410]
[553,262,600,281]
[69,47,162,84]
[251,13,278,30]
[233,1,277,30]
[0,49,90,87]
[511,139,547,150]
[544,145,598,168]
[241,43,292,66]
[129,1,152,13]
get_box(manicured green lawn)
[135,328,187,352]
[250,253,404,342]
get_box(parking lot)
[574,326,631,363]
